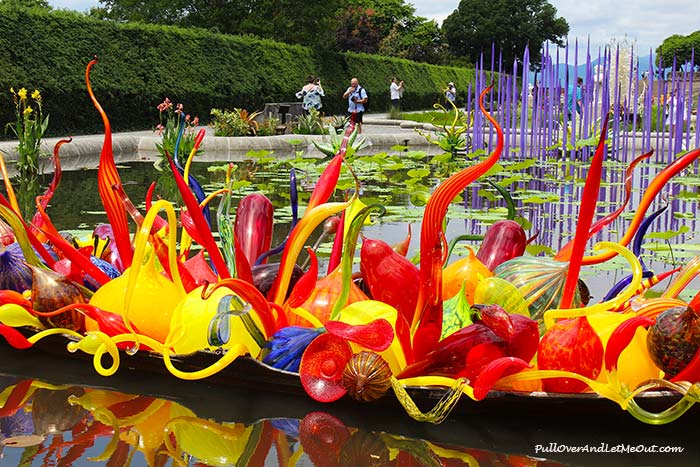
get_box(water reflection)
[1,347,698,467]
[0,377,559,466]
[17,154,696,302]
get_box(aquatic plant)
[313,124,367,158]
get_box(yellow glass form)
[167,285,262,356]
[88,256,182,343]
[338,300,407,374]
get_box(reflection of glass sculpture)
[1,57,700,426]
[1,378,571,466]
[0,406,43,451]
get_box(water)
[1,149,700,466]
[28,152,700,302]
[0,348,698,467]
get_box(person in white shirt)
[445,82,457,103]
[665,88,682,133]
[389,77,404,110]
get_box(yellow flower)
[23,106,33,115]
[31,89,41,100]
[17,88,27,100]
[10,87,15,94]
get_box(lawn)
[398,109,466,126]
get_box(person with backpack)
[343,77,368,133]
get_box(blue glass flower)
[262,326,323,373]
[269,418,300,438]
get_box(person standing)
[532,80,540,108]
[665,88,688,134]
[343,77,368,133]
[567,77,583,118]
[296,75,324,114]
[445,82,457,104]
[389,77,404,110]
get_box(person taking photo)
[343,77,368,133]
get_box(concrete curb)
[364,117,440,131]
[4,114,693,172]
[0,121,436,172]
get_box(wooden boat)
[3,332,700,467]
[2,324,694,422]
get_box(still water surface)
[36,154,700,302]
[1,150,699,465]
[1,348,698,467]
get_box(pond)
[1,145,700,466]
[1,347,698,467]
[25,147,700,302]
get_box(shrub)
[0,8,478,136]
[293,108,324,135]
[257,117,280,136]
[210,108,263,136]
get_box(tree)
[335,0,429,55]
[655,30,700,70]
[92,0,341,49]
[0,0,50,8]
[379,19,448,64]
[335,6,383,53]
[346,0,417,39]
[189,0,342,49]
[93,0,446,61]
[90,0,192,24]
[442,0,568,71]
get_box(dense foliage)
[91,0,447,63]
[335,0,447,63]
[91,0,343,53]
[0,8,475,136]
[655,30,700,70]
[442,0,569,71]
[0,0,49,8]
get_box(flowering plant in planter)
[5,87,49,180]
[154,98,201,169]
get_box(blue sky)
[49,0,700,55]
[410,0,700,55]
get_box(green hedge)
[0,7,475,136]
